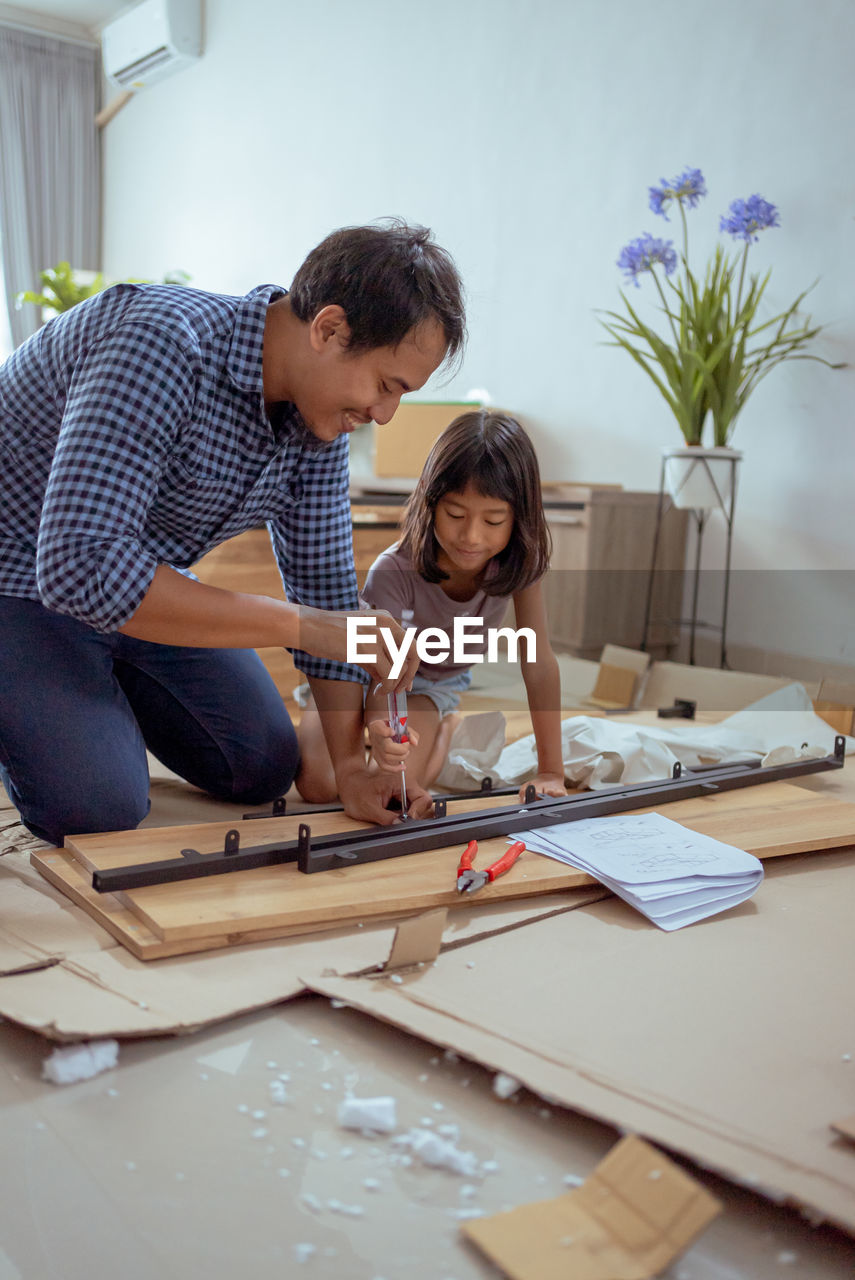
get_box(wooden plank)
[31,849,434,961]
[47,783,855,958]
[75,839,593,944]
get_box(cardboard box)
[372,401,481,478]
[585,644,651,711]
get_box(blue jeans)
[0,595,298,846]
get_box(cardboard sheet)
[0,842,589,1037]
[462,1133,722,1280]
[305,848,855,1237]
[3,673,855,1242]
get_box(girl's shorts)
[294,669,472,719]
[408,669,472,717]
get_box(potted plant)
[16,262,191,323]
[599,168,841,509]
[16,261,107,317]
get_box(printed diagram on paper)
[581,819,722,874]
[518,811,765,930]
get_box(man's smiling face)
[265,302,448,445]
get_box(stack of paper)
[518,811,764,930]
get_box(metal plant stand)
[641,450,741,668]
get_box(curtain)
[0,24,101,348]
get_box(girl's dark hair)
[289,218,466,372]
[399,411,551,596]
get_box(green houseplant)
[16,261,106,314]
[599,167,839,452]
[16,262,191,317]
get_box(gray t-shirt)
[361,544,512,680]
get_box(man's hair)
[289,218,466,370]
[399,410,551,597]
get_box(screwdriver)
[387,690,409,819]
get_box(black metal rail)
[90,738,846,893]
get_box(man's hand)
[299,606,418,691]
[338,768,434,826]
[518,772,567,802]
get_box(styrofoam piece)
[41,1038,119,1085]
[493,1071,522,1099]
[396,1126,481,1177]
[337,1094,397,1134]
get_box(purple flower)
[617,233,678,285]
[719,194,781,242]
[648,168,707,220]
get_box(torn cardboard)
[0,843,587,1039]
[462,1133,721,1280]
[305,847,855,1238]
[385,908,448,970]
[832,1116,855,1143]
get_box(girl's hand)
[519,772,567,801]
[367,718,420,772]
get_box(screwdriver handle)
[387,691,409,743]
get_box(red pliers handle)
[456,840,526,894]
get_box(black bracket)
[90,737,846,894]
[241,775,525,822]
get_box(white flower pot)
[662,446,743,510]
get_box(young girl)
[296,410,567,805]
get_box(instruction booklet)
[518,811,764,930]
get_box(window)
[0,241,13,359]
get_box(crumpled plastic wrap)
[434,683,853,792]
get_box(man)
[0,219,465,844]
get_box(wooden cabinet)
[350,504,404,586]
[542,487,687,659]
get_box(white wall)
[101,0,855,668]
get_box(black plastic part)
[658,699,697,720]
[90,738,846,894]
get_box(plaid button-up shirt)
[0,282,364,683]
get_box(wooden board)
[31,849,439,960]
[36,782,855,960]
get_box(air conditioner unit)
[101,0,202,90]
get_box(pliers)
[456,840,526,894]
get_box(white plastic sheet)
[435,684,854,792]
